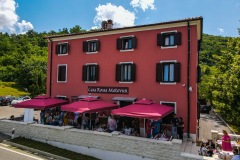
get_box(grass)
[0,82,28,97]
[10,137,99,160]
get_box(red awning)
[61,97,118,113]
[111,99,174,120]
[14,95,68,109]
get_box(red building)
[46,17,203,141]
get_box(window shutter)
[174,63,181,82]
[115,64,121,81]
[95,65,99,81]
[83,42,88,52]
[116,38,122,50]
[174,32,182,45]
[197,65,201,83]
[131,63,136,81]
[156,63,162,82]
[56,44,60,54]
[157,34,164,46]
[66,43,69,53]
[96,40,100,51]
[132,37,137,49]
[82,65,87,81]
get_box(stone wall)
[0,119,203,160]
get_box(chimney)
[106,19,113,29]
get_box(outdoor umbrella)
[111,98,174,120]
[61,97,118,113]
[14,95,68,109]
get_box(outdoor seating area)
[197,130,240,159]
[10,95,184,141]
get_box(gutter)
[49,38,53,97]
[187,21,191,138]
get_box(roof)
[46,16,203,40]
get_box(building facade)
[46,17,203,140]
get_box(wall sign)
[88,86,129,94]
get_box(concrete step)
[184,139,193,153]
[181,139,187,152]
[190,143,200,155]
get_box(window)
[116,63,136,82]
[83,40,100,53]
[57,64,67,82]
[160,101,176,113]
[82,64,99,82]
[117,36,137,51]
[157,32,181,47]
[160,101,176,124]
[156,62,180,83]
[56,43,68,55]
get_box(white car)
[11,96,31,106]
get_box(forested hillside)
[0,27,239,129]
[199,34,240,130]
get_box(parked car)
[200,105,212,114]
[11,96,31,106]
[0,96,16,106]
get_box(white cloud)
[0,0,33,34]
[93,3,136,29]
[130,0,155,12]
[217,28,224,35]
[17,20,34,34]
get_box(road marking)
[0,145,44,160]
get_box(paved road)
[0,144,47,160]
[199,112,233,141]
[0,105,40,120]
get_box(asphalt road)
[0,144,46,160]
[199,112,233,141]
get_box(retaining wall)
[0,119,202,160]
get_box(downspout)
[187,21,191,138]
[49,38,53,97]
[197,17,203,140]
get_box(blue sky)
[0,0,239,37]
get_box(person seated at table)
[206,139,215,157]
[222,130,232,151]
[199,142,208,156]
[232,148,240,160]
[63,112,68,126]
[82,114,90,130]
[46,113,53,125]
[107,115,117,133]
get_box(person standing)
[177,117,184,140]
[171,114,179,139]
[221,130,232,151]
[107,115,117,132]
[145,119,152,138]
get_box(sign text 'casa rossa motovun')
[88,86,129,94]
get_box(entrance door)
[119,101,132,107]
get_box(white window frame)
[159,60,177,85]
[86,39,98,54]
[57,42,69,56]
[160,30,178,49]
[120,35,135,52]
[85,63,97,83]
[119,62,133,84]
[57,64,67,83]
[160,101,177,114]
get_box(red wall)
[47,25,199,134]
